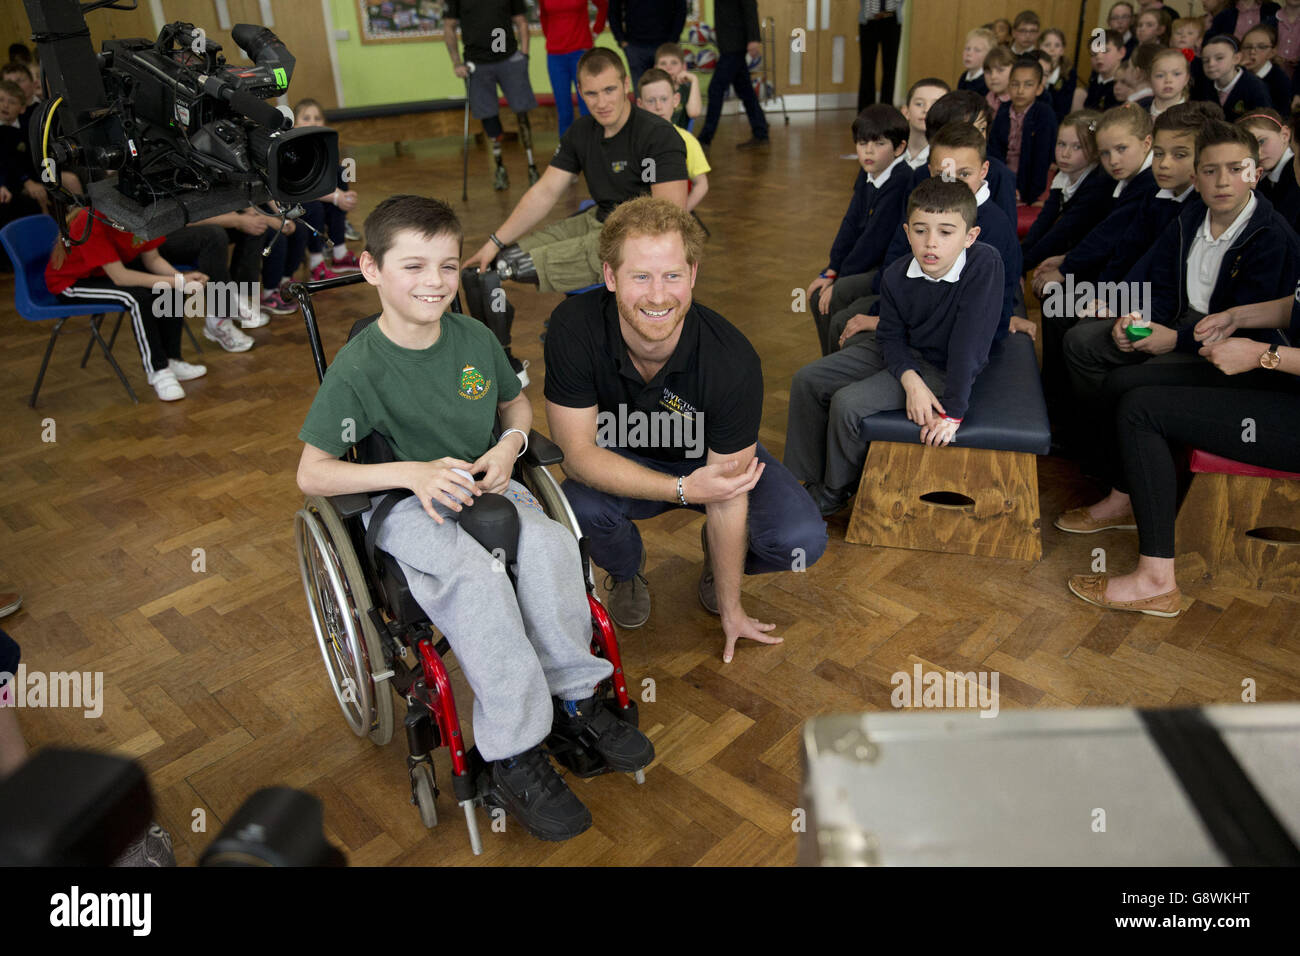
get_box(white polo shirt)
[907,248,967,283]
[1186,192,1257,314]
[1052,163,1097,202]
[868,152,909,188]
[905,143,930,170]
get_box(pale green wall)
[330,0,717,107]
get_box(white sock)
[309,252,324,268]
[333,244,348,259]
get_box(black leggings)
[1117,384,1300,559]
[59,278,181,374]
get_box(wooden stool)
[844,335,1052,562]
[1174,450,1300,593]
[847,444,1043,560]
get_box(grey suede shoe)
[603,548,650,629]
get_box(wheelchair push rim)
[295,500,394,744]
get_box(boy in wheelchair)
[296,195,653,842]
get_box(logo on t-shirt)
[458,364,490,400]
[611,160,628,174]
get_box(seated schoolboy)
[296,195,654,842]
[1240,108,1300,229]
[982,45,1015,116]
[655,43,702,129]
[1061,120,1300,405]
[637,69,710,214]
[989,56,1059,205]
[958,27,996,97]
[807,104,911,356]
[1107,1,1137,59]
[1039,28,1080,121]
[1240,24,1292,112]
[44,209,212,401]
[1074,29,1126,111]
[901,77,952,170]
[831,122,1024,349]
[1010,10,1041,56]
[1021,110,1115,270]
[1194,33,1273,116]
[907,90,1018,223]
[1104,101,1221,283]
[1149,46,1193,117]
[1134,6,1173,47]
[784,178,1004,517]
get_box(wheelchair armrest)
[328,492,373,519]
[522,429,564,467]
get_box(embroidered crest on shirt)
[611,160,628,174]
[458,364,490,400]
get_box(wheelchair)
[288,272,640,855]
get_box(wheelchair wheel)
[295,497,395,746]
[411,762,438,828]
[522,462,593,582]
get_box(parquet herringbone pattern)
[2,113,1297,866]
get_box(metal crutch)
[462,62,476,202]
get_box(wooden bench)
[845,333,1052,561]
[1174,450,1300,593]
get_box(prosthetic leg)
[515,111,540,185]
[460,267,529,385]
[481,115,509,191]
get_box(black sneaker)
[552,695,654,773]
[486,744,591,842]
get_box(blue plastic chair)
[0,215,138,407]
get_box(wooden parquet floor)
[1,111,1297,866]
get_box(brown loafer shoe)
[1054,506,1137,534]
[1067,574,1183,618]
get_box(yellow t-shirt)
[676,127,711,180]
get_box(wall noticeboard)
[358,1,542,45]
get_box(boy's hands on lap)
[901,371,944,428]
[470,438,521,495]
[837,313,878,348]
[405,458,480,523]
[808,275,832,307]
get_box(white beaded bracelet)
[499,428,528,459]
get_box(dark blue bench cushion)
[857,333,1051,455]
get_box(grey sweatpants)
[365,479,612,762]
[784,333,947,497]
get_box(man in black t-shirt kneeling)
[544,197,828,664]
[465,47,689,294]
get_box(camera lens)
[265,127,338,203]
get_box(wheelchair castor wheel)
[410,761,438,828]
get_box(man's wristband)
[676,475,688,506]
[499,428,528,459]
[940,415,963,425]
[489,232,506,250]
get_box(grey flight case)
[799,704,1300,866]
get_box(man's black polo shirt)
[550,107,689,222]
[544,288,763,464]
[446,0,524,64]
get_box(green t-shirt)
[298,312,521,462]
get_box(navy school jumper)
[1059,165,1159,281]
[1020,164,1117,269]
[988,99,1059,202]
[824,159,911,278]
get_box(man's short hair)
[906,77,951,102]
[655,42,686,63]
[930,122,988,162]
[363,195,463,267]
[1011,55,1044,84]
[578,47,628,81]
[1013,10,1040,29]
[599,196,706,273]
[0,79,23,102]
[1155,100,1222,138]
[851,103,909,148]
[926,90,994,140]
[1100,28,1125,51]
[637,67,675,96]
[907,176,978,230]
[1196,119,1261,165]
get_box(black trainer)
[486,744,592,842]
[552,695,654,773]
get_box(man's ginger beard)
[613,277,690,344]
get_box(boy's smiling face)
[1008,66,1043,112]
[361,229,461,330]
[904,207,979,277]
[1152,129,1195,191]
[1195,142,1257,216]
[856,135,905,175]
